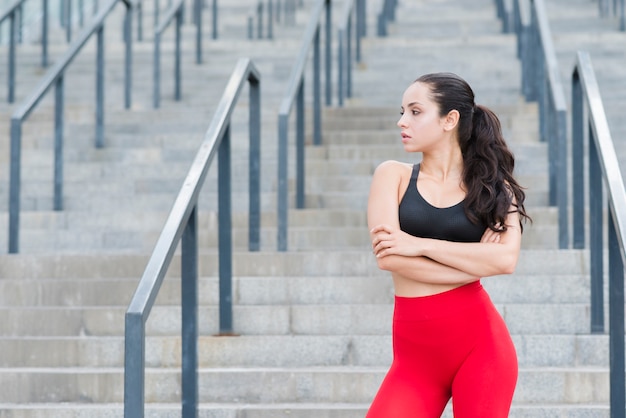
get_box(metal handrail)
[7,0,134,254]
[572,50,626,418]
[276,0,331,251]
[124,57,261,418]
[515,0,569,250]
[153,0,184,108]
[1,0,50,102]
[337,0,365,106]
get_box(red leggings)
[366,281,517,418]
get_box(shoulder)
[370,161,414,198]
[373,160,412,178]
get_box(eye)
[412,110,420,115]
[399,111,404,116]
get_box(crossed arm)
[367,161,522,285]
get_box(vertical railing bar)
[571,69,585,249]
[136,0,142,41]
[589,133,604,333]
[249,74,261,251]
[17,4,22,43]
[296,79,305,209]
[60,0,66,27]
[608,213,626,417]
[95,25,105,147]
[277,113,289,251]
[154,0,159,27]
[212,0,217,39]
[256,1,263,39]
[218,124,233,334]
[174,8,182,101]
[153,31,160,108]
[8,12,16,103]
[43,0,49,67]
[79,0,84,26]
[357,0,365,38]
[556,108,568,249]
[181,205,198,418]
[268,0,273,39]
[337,26,344,106]
[8,118,22,254]
[124,3,133,109]
[66,0,72,42]
[53,76,64,211]
[195,0,202,63]
[324,0,331,106]
[313,26,321,146]
[123,312,145,418]
[346,10,352,98]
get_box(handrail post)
[313,26,321,146]
[136,0,142,41]
[66,0,72,42]
[268,0,273,39]
[555,108,568,249]
[346,11,353,98]
[257,1,263,38]
[608,214,626,416]
[357,0,366,38]
[123,312,145,418]
[338,26,345,106]
[181,206,199,418]
[277,114,289,252]
[324,0,331,106]
[589,136,604,333]
[96,25,105,147]
[8,118,22,254]
[175,8,182,101]
[8,12,16,103]
[249,73,261,251]
[218,125,233,334]
[296,79,305,209]
[195,0,202,63]
[153,31,160,108]
[571,69,585,249]
[124,2,133,109]
[212,0,218,39]
[54,76,65,211]
[42,0,49,67]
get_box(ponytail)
[462,104,530,232]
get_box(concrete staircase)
[0,0,618,416]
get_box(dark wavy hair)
[415,72,531,231]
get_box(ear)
[442,109,460,131]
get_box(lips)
[401,132,411,143]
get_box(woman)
[366,72,530,417]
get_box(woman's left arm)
[371,208,522,278]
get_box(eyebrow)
[401,101,422,109]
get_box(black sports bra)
[398,164,486,242]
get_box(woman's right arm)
[367,160,478,284]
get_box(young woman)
[366,72,530,417]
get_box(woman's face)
[397,82,448,153]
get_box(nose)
[397,113,407,128]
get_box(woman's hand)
[480,225,502,243]
[370,224,423,258]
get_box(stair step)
[0,366,609,404]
